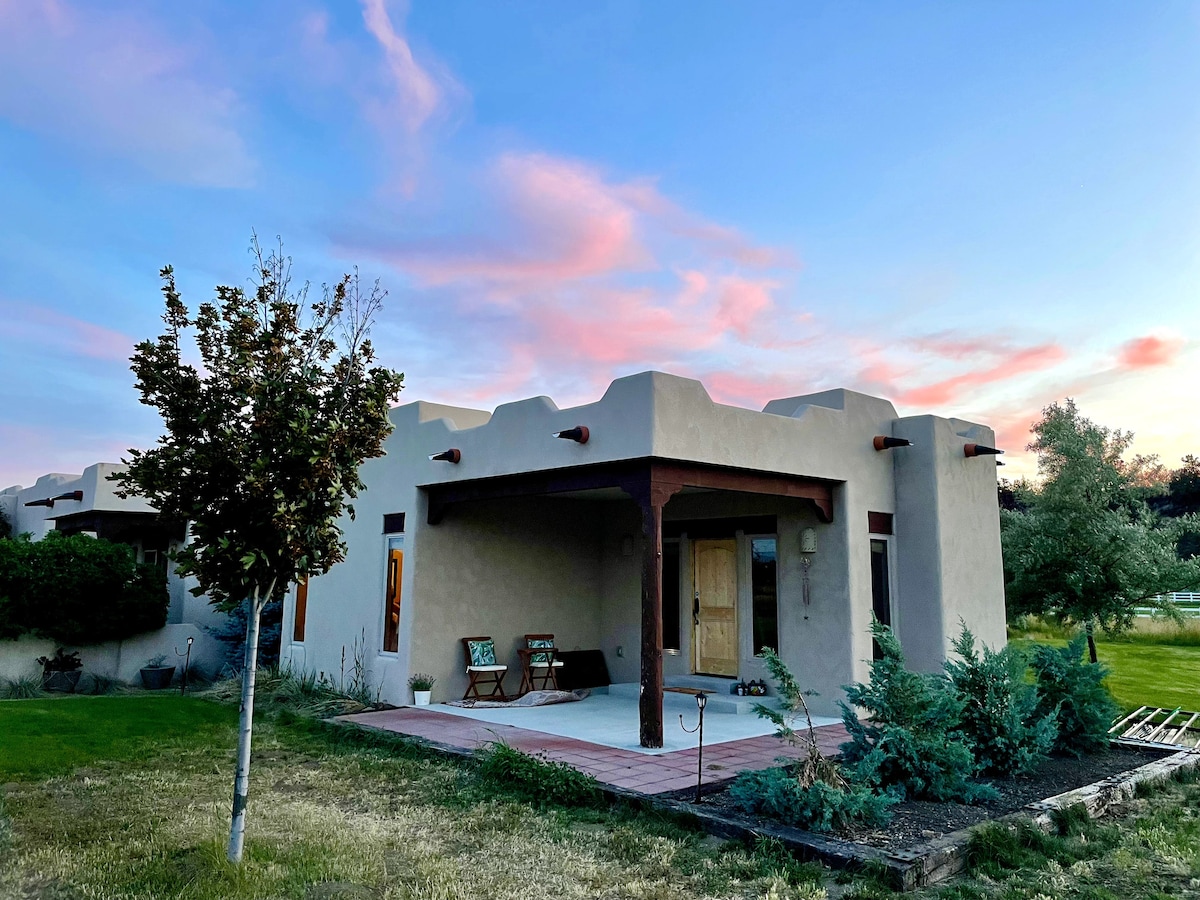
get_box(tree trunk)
[226,586,265,864]
[1085,618,1099,664]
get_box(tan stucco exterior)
[281,371,1007,716]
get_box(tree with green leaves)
[113,237,404,863]
[1001,400,1200,662]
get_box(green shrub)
[1030,635,1120,756]
[475,742,603,808]
[0,532,167,644]
[840,621,995,804]
[729,766,896,833]
[944,623,1058,776]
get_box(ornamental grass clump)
[945,623,1059,777]
[840,622,996,804]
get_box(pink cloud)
[1117,335,1184,370]
[381,153,650,286]
[361,0,457,136]
[895,343,1066,408]
[0,0,254,187]
[0,302,134,363]
[701,370,812,409]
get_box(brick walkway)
[338,706,849,795]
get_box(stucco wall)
[892,416,1008,671]
[280,371,1009,712]
[0,626,225,684]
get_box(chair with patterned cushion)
[461,636,508,701]
[517,633,564,695]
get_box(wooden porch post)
[639,496,664,748]
[631,472,681,749]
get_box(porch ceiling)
[422,457,835,526]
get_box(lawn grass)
[1009,619,1200,713]
[0,694,236,780]
[0,695,829,900]
[2,685,1198,898]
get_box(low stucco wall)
[0,624,225,685]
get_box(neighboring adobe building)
[281,370,1008,747]
[0,463,226,682]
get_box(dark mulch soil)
[662,744,1172,852]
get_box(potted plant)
[140,654,176,690]
[37,649,83,693]
[408,673,436,706]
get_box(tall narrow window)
[662,541,681,652]
[293,580,308,643]
[383,535,404,653]
[751,537,778,655]
[870,539,891,660]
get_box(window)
[663,541,681,652]
[142,548,169,575]
[293,580,308,643]
[382,512,406,534]
[383,535,404,653]
[751,537,778,655]
[870,539,891,660]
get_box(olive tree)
[1002,400,1200,662]
[113,237,403,863]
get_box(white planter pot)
[413,690,432,706]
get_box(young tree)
[113,238,404,863]
[1001,400,1200,662]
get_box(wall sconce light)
[963,443,1004,458]
[800,527,817,606]
[552,425,590,444]
[873,436,913,451]
[428,449,462,463]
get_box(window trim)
[381,534,405,655]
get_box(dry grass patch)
[0,701,828,900]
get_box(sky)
[1,0,1197,488]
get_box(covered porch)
[420,458,836,749]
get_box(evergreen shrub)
[729,766,896,833]
[945,623,1058,776]
[840,622,996,804]
[1030,635,1119,756]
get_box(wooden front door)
[693,539,738,676]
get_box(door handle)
[693,592,700,626]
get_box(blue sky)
[1,0,1197,486]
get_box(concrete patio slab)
[430,689,841,754]
[337,701,849,795]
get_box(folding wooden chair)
[518,633,565,695]
[461,636,508,701]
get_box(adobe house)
[0,463,227,681]
[281,371,1007,748]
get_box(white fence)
[1134,592,1200,617]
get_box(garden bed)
[642,742,1198,890]
[666,743,1170,851]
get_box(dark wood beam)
[424,458,834,525]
